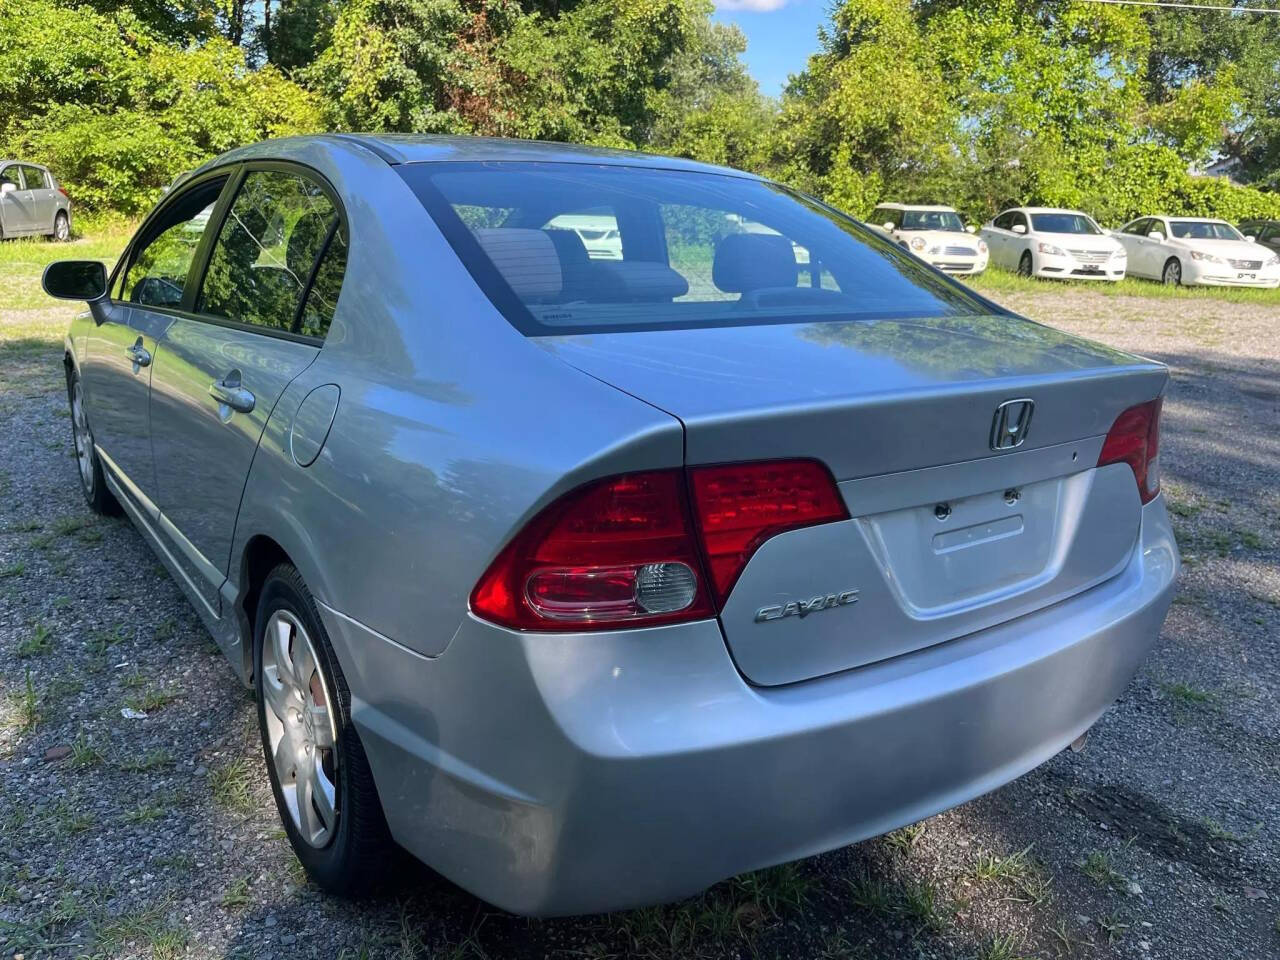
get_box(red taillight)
[688,460,850,606]
[57,186,68,198]
[1097,398,1162,504]
[470,459,849,631]
[470,470,713,631]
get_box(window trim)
[112,159,348,346]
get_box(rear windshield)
[398,162,988,335]
[1170,220,1242,241]
[1030,213,1101,235]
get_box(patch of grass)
[87,624,128,655]
[848,871,895,915]
[965,267,1280,307]
[899,879,949,931]
[44,798,93,837]
[153,616,178,641]
[209,757,257,814]
[220,876,252,910]
[153,851,195,873]
[1098,912,1129,943]
[976,934,1030,960]
[94,905,187,960]
[1162,681,1214,707]
[69,734,103,769]
[125,800,166,824]
[883,821,926,854]
[971,844,1034,883]
[1078,849,1128,891]
[8,670,40,732]
[16,621,53,657]
[119,747,172,773]
[51,514,90,537]
[124,685,178,713]
[0,561,25,578]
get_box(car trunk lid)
[542,315,1167,685]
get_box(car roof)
[198,134,759,180]
[1153,215,1231,223]
[1007,207,1094,216]
[0,160,46,169]
[874,202,957,212]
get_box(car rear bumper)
[321,496,1178,916]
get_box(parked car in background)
[544,211,623,259]
[1112,216,1280,288]
[0,160,71,240]
[981,207,1126,281]
[869,203,988,274]
[42,135,1177,916]
[1237,218,1280,258]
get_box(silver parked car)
[43,135,1178,916]
[1,160,72,240]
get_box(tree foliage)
[4,0,1280,223]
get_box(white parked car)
[981,207,1126,281]
[869,203,988,275]
[1111,216,1280,288]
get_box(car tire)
[53,211,70,242]
[1017,250,1034,278]
[254,563,400,896]
[67,369,121,516]
[1162,258,1182,287]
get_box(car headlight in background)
[1189,250,1223,264]
[909,236,927,252]
[1037,241,1066,256]
[1111,248,1127,260]
[1266,255,1280,267]
[978,240,988,254]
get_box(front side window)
[0,166,20,189]
[198,170,342,334]
[400,162,987,336]
[1169,220,1242,241]
[900,210,965,232]
[122,178,227,308]
[1122,219,1150,235]
[21,166,46,190]
[1030,213,1101,235]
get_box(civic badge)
[990,398,1034,450]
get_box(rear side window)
[198,169,344,335]
[399,162,987,336]
[122,178,227,308]
[298,223,347,339]
[21,166,46,190]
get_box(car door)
[148,164,346,612]
[20,165,54,234]
[1116,219,1149,277]
[0,164,34,234]
[80,175,231,515]
[980,213,1009,267]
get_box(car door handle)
[209,372,255,414]
[125,338,151,369]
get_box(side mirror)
[43,260,107,302]
[882,222,895,232]
[1147,231,1164,243]
[1012,223,1027,235]
[965,225,977,234]
[0,182,15,195]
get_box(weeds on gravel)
[119,746,171,772]
[16,621,52,657]
[125,800,166,824]
[220,876,252,910]
[1162,681,1215,709]
[87,624,128,656]
[209,757,257,814]
[8,670,40,731]
[125,685,178,713]
[94,906,187,960]
[976,933,1030,960]
[0,561,24,577]
[1098,912,1129,943]
[69,733,103,769]
[883,821,926,854]
[1079,850,1128,891]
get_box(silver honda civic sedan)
[43,135,1178,916]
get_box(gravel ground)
[1,269,1278,959]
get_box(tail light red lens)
[1097,398,1162,504]
[57,186,69,198]
[470,459,849,631]
[689,460,850,606]
[469,470,713,631]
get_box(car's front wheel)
[1162,258,1182,287]
[67,369,120,516]
[254,564,399,895]
[1017,250,1034,278]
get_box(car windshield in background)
[398,162,988,336]
[1030,213,1101,235]
[901,210,965,232]
[1170,220,1243,241]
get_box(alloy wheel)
[71,379,95,494]
[261,609,340,848]
[54,213,70,241]
[1163,260,1181,286]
